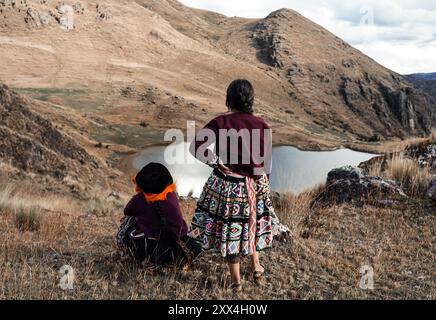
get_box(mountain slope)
[406,73,436,101]
[0,83,114,197]
[0,0,434,151]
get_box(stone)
[270,210,291,243]
[327,165,363,182]
[58,4,75,30]
[72,1,84,15]
[427,178,436,199]
[24,8,52,28]
[96,3,112,21]
[315,166,407,206]
[407,144,436,168]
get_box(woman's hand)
[218,163,233,175]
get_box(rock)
[270,210,291,243]
[96,3,112,21]
[25,8,52,28]
[406,144,436,168]
[57,4,75,30]
[427,178,436,199]
[287,62,302,83]
[251,15,292,69]
[108,191,120,199]
[0,0,16,7]
[342,59,356,68]
[316,166,407,206]
[72,2,84,15]
[120,86,134,97]
[327,165,363,182]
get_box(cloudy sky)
[179,0,436,74]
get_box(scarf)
[132,175,177,203]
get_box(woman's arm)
[123,194,140,217]
[189,117,233,174]
[189,119,218,165]
[162,196,188,240]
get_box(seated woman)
[117,162,201,269]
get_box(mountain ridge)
[0,0,434,152]
[406,72,436,102]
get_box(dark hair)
[225,79,254,113]
[136,162,173,194]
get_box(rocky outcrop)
[251,9,296,69]
[314,166,406,206]
[250,8,435,138]
[338,74,434,137]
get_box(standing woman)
[188,79,280,293]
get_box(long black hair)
[225,79,254,114]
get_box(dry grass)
[0,183,434,299]
[14,206,42,232]
[369,153,432,198]
[403,128,436,150]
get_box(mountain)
[405,73,436,101]
[0,83,114,197]
[406,73,436,81]
[0,0,434,152]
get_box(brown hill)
[0,83,115,197]
[0,0,434,151]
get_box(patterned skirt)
[188,169,274,257]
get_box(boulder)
[315,166,406,206]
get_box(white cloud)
[179,0,436,74]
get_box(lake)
[132,143,377,197]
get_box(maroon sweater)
[190,111,272,177]
[124,192,188,240]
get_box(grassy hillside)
[1,170,434,299]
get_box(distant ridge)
[406,73,436,101]
[0,0,434,150]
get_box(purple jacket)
[191,111,272,177]
[124,192,188,240]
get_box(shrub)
[14,206,42,232]
[386,154,431,198]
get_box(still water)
[132,143,377,197]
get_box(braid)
[152,201,175,240]
[226,79,254,114]
[152,202,166,229]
